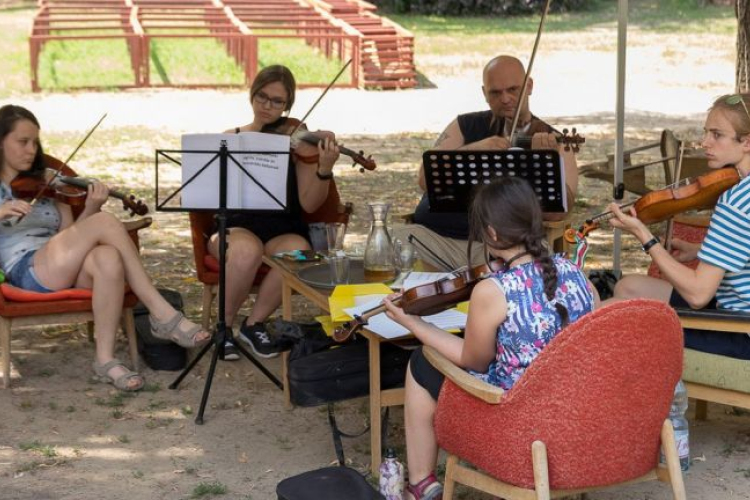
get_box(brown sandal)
[92,359,144,392]
[149,311,210,348]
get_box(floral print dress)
[469,255,595,390]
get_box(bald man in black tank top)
[392,55,578,270]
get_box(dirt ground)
[2,10,750,500]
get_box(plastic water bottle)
[662,380,690,471]
[379,448,404,500]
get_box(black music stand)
[422,149,567,213]
[155,140,287,424]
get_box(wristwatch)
[316,169,333,180]
[642,236,660,254]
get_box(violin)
[266,118,377,172]
[565,167,740,243]
[332,261,504,343]
[512,128,585,153]
[11,155,149,217]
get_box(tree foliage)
[378,0,595,15]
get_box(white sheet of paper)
[344,295,467,340]
[180,132,290,210]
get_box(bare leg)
[208,228,264,326]
[244,233,310,325]
[33,212,208,342]
[608,275,673,304]
[404,363,439,485]
[75,245,141,389]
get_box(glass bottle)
[364,202,397,283]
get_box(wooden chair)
[0,211,151,389]
[648,215,750,417]
[190,179,352,330]
[579,129,683,195]
[425,299,687,500]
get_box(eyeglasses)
[254,91,287,110]
[726,94,750,121]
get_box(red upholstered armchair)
[424,299,687,499]
[190,180,352,330]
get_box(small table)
[263,255,406,475]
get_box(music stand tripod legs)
[166,141,282,425]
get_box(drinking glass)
[329,254,350,284]
[326,222,347,256]
[393,238,416,274]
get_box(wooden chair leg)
[531,441,551,500]
[86,321,94,342]
[201,284,215,331]
[694,399,708,421]
[1,318,11,389]
[122,308,139,371]
[443,454,458,499]
[660,420,687,500]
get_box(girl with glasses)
[608,93,750,360]
[217,65,340,360]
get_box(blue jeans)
[670,290,750,360]
[7,250,54,293]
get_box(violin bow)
[508,0,552,144]
[664,142,686,252]
[29,113,107,207]
[289,59,353,137]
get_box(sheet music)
[402,272,453,291]
[344,295,467,340]
[180,132,290,210]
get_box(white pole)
[614,0,628,271]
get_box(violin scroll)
[561,128,585,153]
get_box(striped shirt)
[697,175,750,312]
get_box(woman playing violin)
[0,105,210,391]
[609,93,750,360]
[382,177,598,500]
[216,65,340,360]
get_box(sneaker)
[221,340,240,361]
[238,320,280,358]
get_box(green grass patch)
[191,481,228,498]
[19,440,58,458]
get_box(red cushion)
[1,283,93,302]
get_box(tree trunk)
[738,0,750,92]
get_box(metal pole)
[613,0,628,271]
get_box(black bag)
[288,336,411,407]
[134,288,188,371]
[277,466,385,500]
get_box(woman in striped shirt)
[609,93,750,360]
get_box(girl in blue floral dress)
[384,177,598,500]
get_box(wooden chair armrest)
[123,216,153,233]
[423,346,504,404]
[672,214,711,228]
[396,212,415,224]
[676,307,750,334]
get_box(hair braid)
[525,233,570,328]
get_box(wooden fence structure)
[28,0,416,90]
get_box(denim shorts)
[6,250,53,293]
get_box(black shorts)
[409,346,445,401]
[670,290,750,360]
